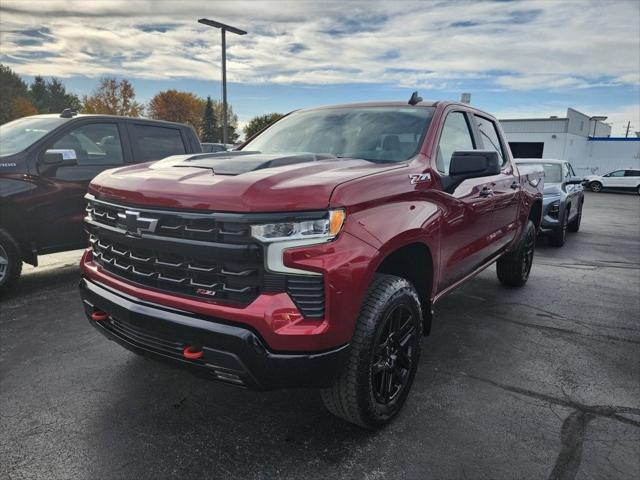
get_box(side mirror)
[43,149,77,166]
[443,150,500,191]
[565,176,583,185]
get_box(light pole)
[198,18,247,145]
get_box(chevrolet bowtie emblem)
[117,210,158,236]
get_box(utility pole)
[625,121,631,138]
[198,18,247,145]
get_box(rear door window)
[132,124,187,162]
[624,170,640,177]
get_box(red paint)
[91,311,109,321]
[81,101,543,353]
[183,346,204,360]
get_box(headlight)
[251,209,346,243]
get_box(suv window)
[476,116,506,166]
[625,170,640,177]
[132,125,186,161]
[436,112,474,175]
[607,170,625,177]
[52,123,123,166]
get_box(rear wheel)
[0,228,22,297]
[590,181,602,193]
[320,274,422,429]
[568,202,582,232]
[497,220,536,287]
[548,209,568,247]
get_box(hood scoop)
[160,151,337,176]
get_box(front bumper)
[80,277,349,390]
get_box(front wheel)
[0,228,23,297]
[496,220,536,287]
[548,210,568,247]
[320,274,422,429]
[590,181,602,193]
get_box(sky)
[1,0,639,135]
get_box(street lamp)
[198,18,247,145]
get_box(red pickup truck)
[80,98,543,428]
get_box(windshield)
[243,106,435,163]
[0,117,67,156]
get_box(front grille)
[86,196,326,317]
[87,198,253,243]
[90,233,262,304]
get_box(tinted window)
[625,170,640,177]
[608,170,625,177]
[243,107,435,163]
[476,116,506,165]
[1,117,68,156]
[133,125,186,161]
[52,123,123,166]
[436,112,474,174]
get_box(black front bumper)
[79,278,349,390]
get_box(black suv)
[0,111,202,294]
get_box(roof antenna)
[408,91,422,106]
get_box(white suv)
[584,169,640,195]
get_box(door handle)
[480,187,493,197]
[510,181,519,190]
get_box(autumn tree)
[209,101,240,143]
[0,64,31,123]
[11,97,38,118]
[244,113,284,140]
[201,96,216,142]
[148,90,205,132]
[82,77,144,116]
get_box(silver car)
[516,159,584,247]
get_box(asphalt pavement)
[1,191,639,480]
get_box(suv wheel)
[548,209,568,247]
[320,274,422,429]
[590,181,602,193]
[496,220,536,287]
[0,228,22,296]
[568,202,582,232]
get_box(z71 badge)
[408,173,431,185]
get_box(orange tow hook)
[183,345,204,360]
[91,311,109,321]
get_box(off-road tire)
[496,220,536,287]
[548,209,568,247]
[590,181,602,193]
[320,274,423,429]
[0,228,22,297]
[568,202,582,232]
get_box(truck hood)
[89,151,405,212]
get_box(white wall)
[503,130,640,176]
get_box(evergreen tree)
[29,76,48,112]
[0,64,30,123]
[201,96,217,142]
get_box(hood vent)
[167,151,337,176]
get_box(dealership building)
[499,108,640,176]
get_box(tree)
[29,76,48,112]
[29,76,81,114]
[11,97,38,118]
[82,77,144,116]
[244,113,284,140]
[148,90,205,131]
[0,64,29,123]
[212,101,240,143]
[201,96,217,142]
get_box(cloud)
[0,0,638,95]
